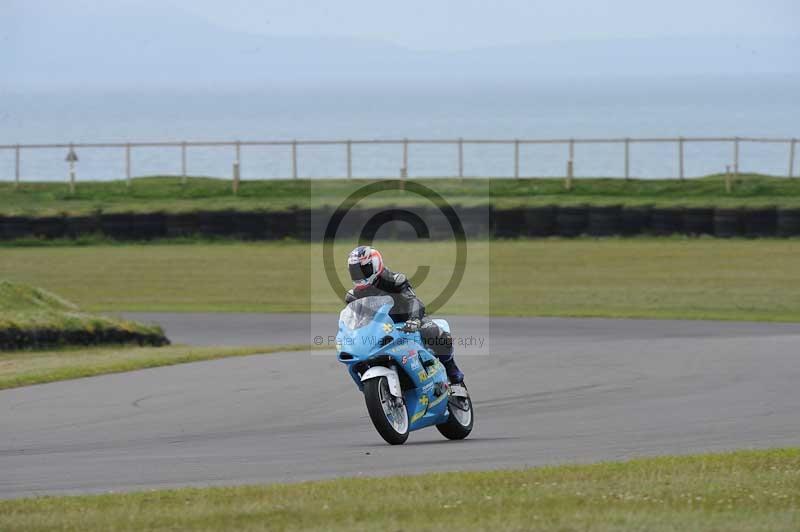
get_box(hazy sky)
[6,0,798,51]
[174,0,797,50]
[3,0,797,89]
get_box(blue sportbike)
[336,295,473,445]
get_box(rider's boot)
[436,347,464,384]
[442,357,464,384]
[422,320,464,383]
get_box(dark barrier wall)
[777,209,800,237]
[493,208,526,238]
[619,206,651,236]
[683,208,715,236]
[1,206,800,241]
[742,208,777,238]
[556,206,588,237]
[0,326,168,351]
[525,206,557,237]
[650,207,684,236]
[713,209,742,238]
[587,206,622,236]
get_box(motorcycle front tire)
[364,376,410,445]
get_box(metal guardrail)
[1,136,797,188]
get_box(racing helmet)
[348,246,384,288]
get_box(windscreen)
[339,295,393,330]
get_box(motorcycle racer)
[345,245,464,384]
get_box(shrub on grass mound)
[0,282,169,351]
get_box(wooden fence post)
[458,138,464,179]
[346,140,352,179]
[514,139,520,179]
[292,140,298,179]
[678,137,685,180]
[624,138,630,180]
[401,138,408,178]
[565,160,574,191]
[125,143,131,187]
[181,142,187,185]
[789,138,796,179]
[725,165,732,193]
[66,144,77,194]
[69,163,75,194]
[232,141,241,194]
[14,144,20,189]
[733,137,740,179]
[567,139,575,188]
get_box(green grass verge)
[0,281,167,350]
[3,174,800,215]
[0,239,798,321]
[1,448,797,531]
[0,344,309,390]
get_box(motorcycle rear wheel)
[364,376,409,445]
[436,387,474,440]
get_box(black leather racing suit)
[345,268,454,362]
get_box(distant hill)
[3,1,798,89]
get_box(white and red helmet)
[348,246,384,288]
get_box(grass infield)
[2,174,800,215]
[1,448,797,531]
[0,344,309,390]
[0,281,167,351]
[0,239,798,321]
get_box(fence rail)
[1,136,797,187]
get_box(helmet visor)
[349,261,374,282]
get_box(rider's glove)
[401,318,421,332]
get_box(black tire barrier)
[424,206,454,241]
[30,216,68,239]
[264,210,299,240]
[493,207,526,238]
[619,206,651,236]
[136,212,167,240]
[713,208,743,238]
[102,213,166,240]
[587,205,622,236]
[100,213,137,240]
[293,207,311,241]
[650,208,684,236]
[524,206,557,237]
[165,212,200,237]
[197,210,237,237]
[742,208,777,238]
[458,206,491,239]
[354,207,397,240]
[2,206,798,241]
[556,206,589,237]
[777,208,800,237]
[232,211,267,240]
[0,325,169,351]
[309,206,332,241]
[0,216,32,240]
[333,207,364,240]
[683,208,715,236]
[67,215,100,238]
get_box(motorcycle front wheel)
[364,376,409,445]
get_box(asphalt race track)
[2,314,800,499]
